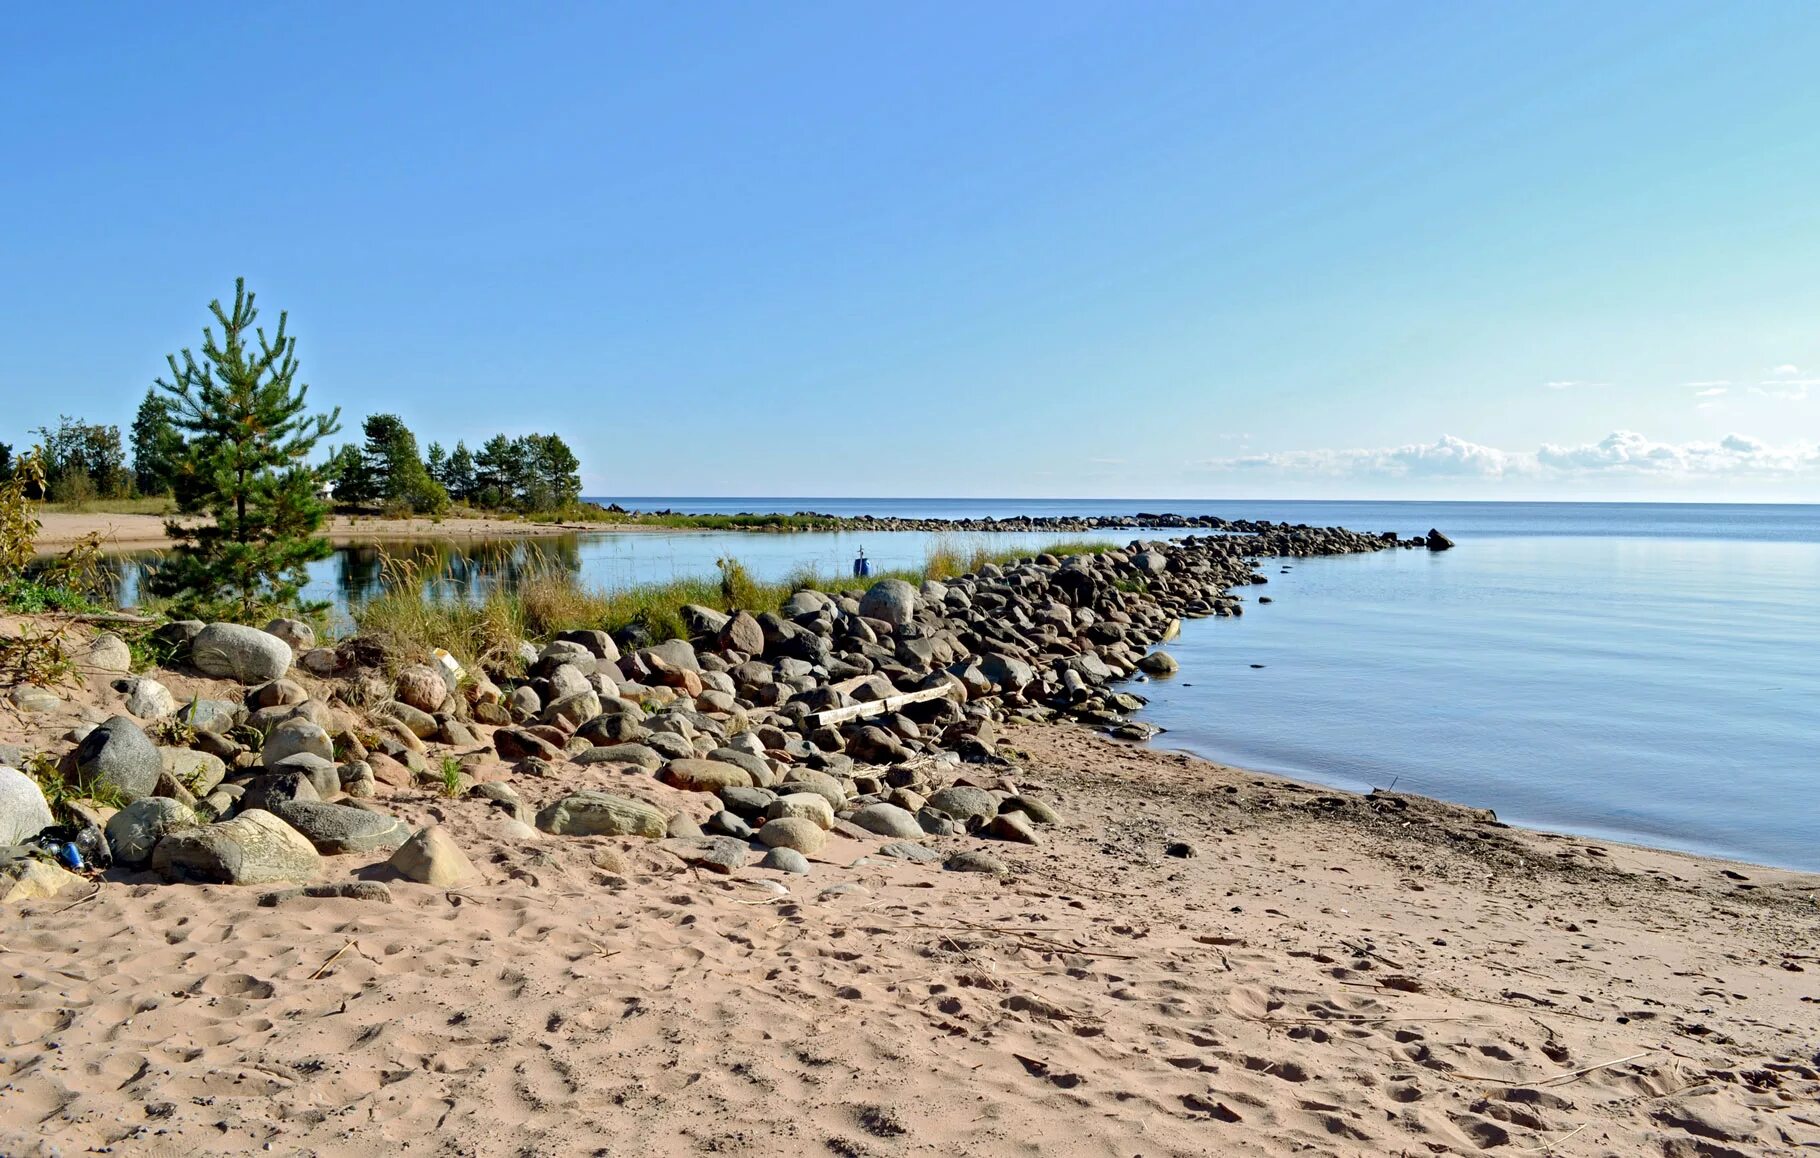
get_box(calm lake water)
[99,499,1820,871]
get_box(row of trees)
[6,279,590,618]
[5,391,583,518]
[321,420,581,515]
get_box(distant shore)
[31,511,693,554]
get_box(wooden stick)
[308,938,358,980]
[52,884,103,914]
[1534,1051,1651,1087]
[1516,1122,1590,1153]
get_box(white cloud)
[1693,386,1728,397]
[1544,380,1608,391]
[1206,430,1820,481]
[1753,381,1814,401]
[1771,364,1802,377]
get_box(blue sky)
[3,2,1818,500]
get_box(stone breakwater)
[635,506,1454,543]
[2,523,1422,895]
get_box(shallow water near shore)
[95,499,1820,870]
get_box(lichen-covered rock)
[535,791,667,838]
[267,800,412,854]
[124,677,177,719]
[764,792,834,830]
[1,858,87,903]
[105,797,199,869]
[394,665,448,714]
[925,785,1000,824]
[84,632,133,673]
[151,809,321,885]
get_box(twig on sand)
[52,883,104,914]
[309,938,358,980]
[1446,1050,1653,1088]
[1340,939,1405,969]
[1516,1122,1590,1153]
[1241,1014,1486,1026]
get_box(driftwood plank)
[804,683,956,728]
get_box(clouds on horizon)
[1208,430,1820,482]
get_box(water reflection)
[81,527,1146,624]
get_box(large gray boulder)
[84,633,133,673]
[151,809,321,884]
[191,623,292,683]
[74,716,162,801]
[0,766,54,846]
[160,748,227,796]
[859,579,918,629]
[535,791,667,838]
[850,802,924,839]
[266,800,411,854]
[105,797,199,869]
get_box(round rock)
[191,623,293,683]
[756,816,826,856]
[75,716,162,801]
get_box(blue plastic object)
[56,843,83,871]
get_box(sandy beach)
[1,641,1814,1156]
[30,512,678,554]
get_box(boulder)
[716,611,765,656]
[493,728,562,762]
[388,826,474,885]
[84,632,133,673]
[152,809,322,885]
[1,858,87,903]
[1136,651,1178,675]
[765,792,835,830]
[1426,528,1455,551]
[159,748,227,797]
[877,840,942,864]
[191,623,292,683]
[657,758,752,793]
[638,638,700,673]
[74,716,161,801]
[263,618,316,652]
[944,849,1008,875]
[759,846,810,874]
[535,791,667,838]
[124,677,177,719]
[374,700,438,739]
[986,811,1041,844]
[541,690,601,730]
[261,718,333,766]
[0,766,54,845]
[268,800,412,854]
[105,797,199,869]
[573,743,663,771]
[394,665,448,713]
[859,579,918,629]
[756,816,826,856]
[925,785,999,824]
[850,802,923,839]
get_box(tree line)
[320,420,581,516]
[3,279,590,619]
[5,383,583,518]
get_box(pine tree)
[444,441,476,503]
[130,388,185,497]
[473,434,515,509]
[361,414,448,514]
[321,443,372,505]
[147,279,341,619]
[425,441,448,489]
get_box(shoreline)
[2,526,1813,1152]
[30,511,699,553]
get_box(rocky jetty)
[0,524,1405,897]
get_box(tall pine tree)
[148,279,341,619]
[130,388,185,497]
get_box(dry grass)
[350,539,1118,667]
